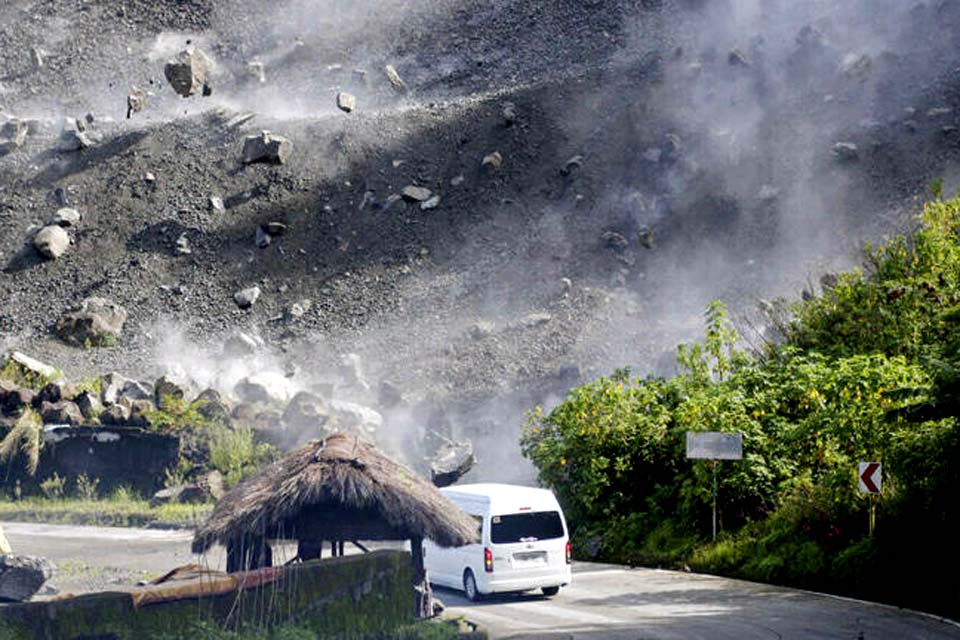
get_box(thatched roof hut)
[192,433,479,555]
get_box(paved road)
[4,523,958,639]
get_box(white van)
[424,483,572,601]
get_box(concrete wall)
[0,550,414,640]
[0,425,180,496]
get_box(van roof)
[441,483,561,511]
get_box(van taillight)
[565,541,571,564]
[484,547,494,573]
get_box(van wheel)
[541,586,560,597]
[463,569,482,602]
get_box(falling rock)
[638,227,654,249]
[282,391,330,432]
[264,222,287,236]
[34,225,70,259]
[255,226,271,249]
[0,555,55,602]
[40,400,83,425]
[99,372,129,405]
[164,47,213,98]
[468,321,494,340]
[522,312,553,328]
[384,64,407,93]
[52,207,81,227]
[337,92,357,113]
[560,155,584,177]
[728,48,750,66]
[55,297,127,347]
[235,372,295,404]
[222,331,261,357]
[421,195,441,210]
[234,285,261,309]
[59,118,100,151]
[430,439,476,488]
[402,186,432,202]
[154,375,185,410]
[74,390,103,421]
[329,400,383,436]
[501,101,517,125]
[209,196,225,213]
[481,151,503,171]
[832,142,859,162]
[242,131,292,164]
[126,87,147,119]
[602,230,629,252]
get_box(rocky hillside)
[2,0,960,480]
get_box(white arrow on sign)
[858,461,882,494]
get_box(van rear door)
[490,510,566,573]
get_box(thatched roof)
[192,434,479,554]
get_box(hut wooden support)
[411,536,432,618]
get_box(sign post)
[686,432,743,541]
[858,462,882,536]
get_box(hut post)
[411,536,431,618]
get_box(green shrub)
[39,473,66,500]
[208,427,277,487]
[75,474,100,501]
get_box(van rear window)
[491,511,564,543]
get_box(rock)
[235,372,295,404]
[73,390,103,421]
[120,380,154,402]
[234,285,261,309]
[223,331,260,357]
[0,385,34,417]
[194,388,231,425]
[840,53,872,79]
[728,48,749,66]
[99,403,130,425]
[421,195,441,210]
[523,313,553,327]
[34,225,70,259]
[55,297,127,347]
[282,391,330,432]
[430,439,476,488]
[378,381,404,409]
[255,226,271,249]
[560,155,584,177]
[196,470,225,500]
[337,92,357,113]
[99,372,128,405]
[209,196,225,213]
[154,376,185,410]
[164,47,213,98]
[638,227,654,249]
[384,65,407,93]
[264,222,287,236]
[602,230,629,251]
[40,400,83,425]
[32,382,62,408]
[0,555,54,602]
[247,61,266,83]
[501,101,517,125]
[125,398,155,427]
[52,207,81,227]
[242,131,292,165]
[126,87,147,119]
[560,277,573,295]
[481,151,503,171]
[284,299,312,322]
[468,322,494,340]
[329,400,382,436]
[832,142,859,162]
[0,119,27,155]
[402,186,432,202]
[175,233,191,255]
[59,118,100,151]
[3,352,59,387]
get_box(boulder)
[402,186,432,203]
[154,376,185,410]
[164,47,213,98]
[125,398,155,427]
[337,92,356,113]
[149,477,220,507]
[242,131,291,164]
[235,372,295,404]
[34,225,70,259]
[234,285,261,309]
[0,555,55,602]
[481,151,503,171]
[32,382,62,408]
[2,352,58,388]
[120,380,153,402]
[126,87,148,118]
[384,64,407,93]
[0,385,34,417]
[99,372,129,405]
[73,390,103,421]
[284,299,312,322]
[52,207,81,227]
[59,117,100,151]
[832,142,859,162]
[329,400,382,436]
[194,388,231,424]
[55,297,127,347]
[99,403,130,426]
[282,391,330,431]
[429,439,476,488]
[39,400,83,426]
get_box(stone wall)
[0,425,180,496]
[0,550,414,639]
